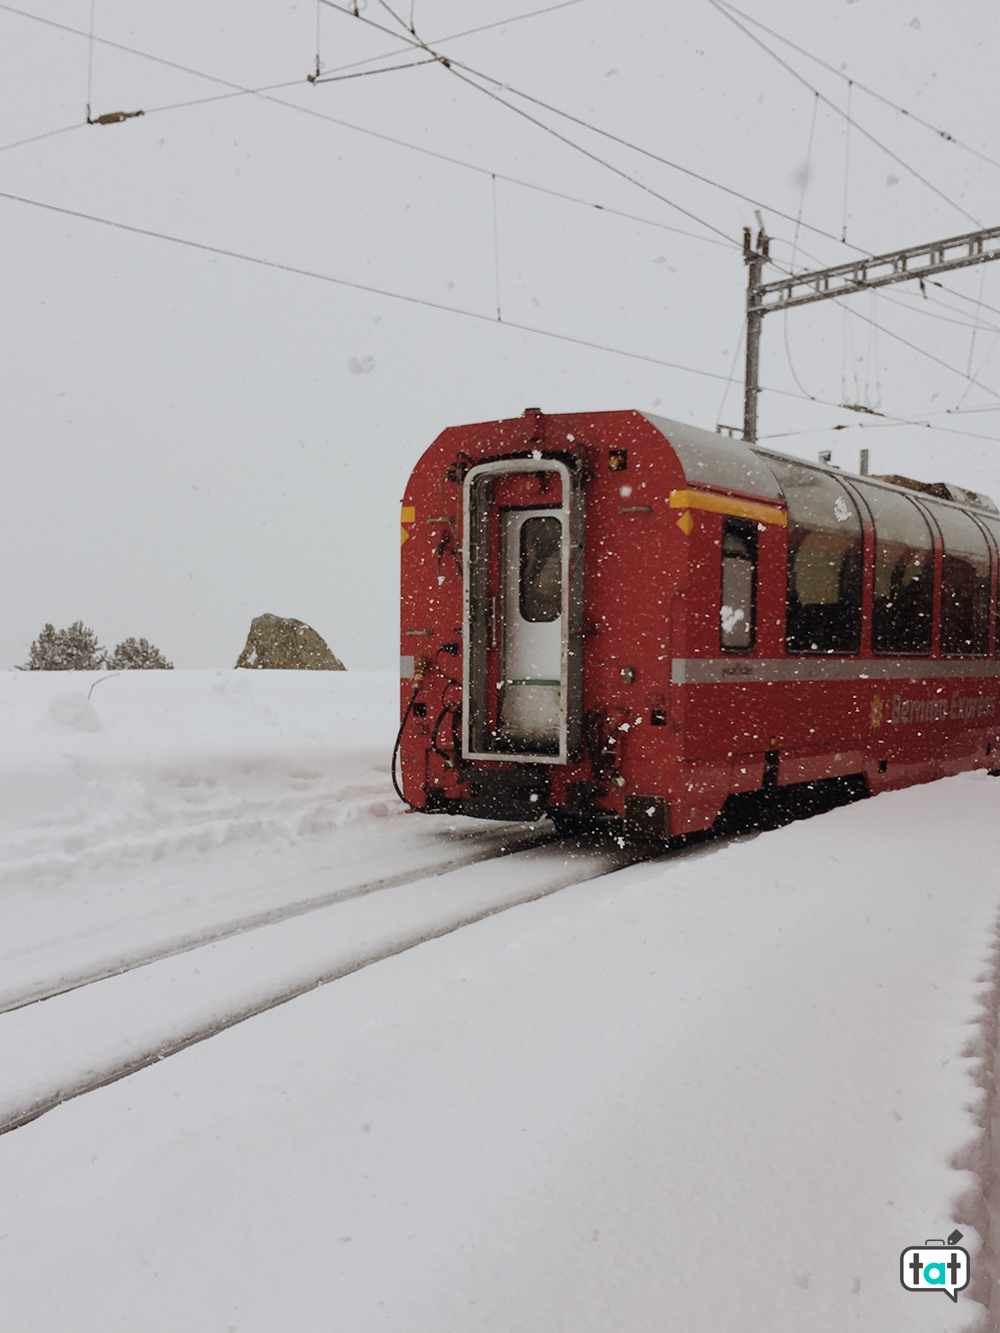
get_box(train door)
[500,509,563,748]
[462,457,583,764]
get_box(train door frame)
[461,456,584,765]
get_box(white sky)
[2,0,999,668]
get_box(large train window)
[981,516,1000,656]
[855,483,934,655]
[767,457,862,655]
[927,503,990,656]
[720,518,756,652]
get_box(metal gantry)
[740,223,1000,443]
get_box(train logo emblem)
[900,1233,969,1302]
[870,696,884,730]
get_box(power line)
[309,0,593,82]
[15,180,959,432]
[0,5,731,252]
[309,55,439,84]
[320,0,872,253]
[783,92,820,402]
[931,278,1000,326]
[60,0,737,252]
[5,0,871,259]
[445,64,736,244]
[768,228,1000,356]
[323,0,736,244]
[305,1,592,82]
[8,0,995,435]
[85,0,95,121]
[0,122,82,154]
[875,288,1000,337]
[760,416,1000,446]
[703,0,983,229]
[381,0,1000,425]
[771,230,1000,338]
[0,184,794,394]
[309,7,1000,428]
[833,297,1000,403]
[714,0,1000,177]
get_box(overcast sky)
[2,0,999,669]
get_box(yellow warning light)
[676,510,694,535]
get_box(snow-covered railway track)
[0,836,656,1137]
[0,822,559,1017]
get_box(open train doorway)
[462,457,583,764]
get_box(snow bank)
[0,669,399,890]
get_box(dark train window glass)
[982,517,1000,656]
[855,483,934,655]
[767,457,863,654]
[519,516,562,622]
[927,503,990,656]
[720,519,757,652]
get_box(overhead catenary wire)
[715,316,747,428]
[0,3,733,254]
[703,0,983,228]
[841,79,851,245]
[443,62,736,244]
[760,415,1000,446]
[929,279,1000,326]
[85,0,95,122]
[8,0,880,261]
[958,264,991,408]
[355,0,736,244]
[0,185,782,395]
[304,0,595,87]
[319,0,874,254]
[7,181,990,448]
[6,0,996,441]
[867,287,1000,338]
[968,330,1000,399]
[836,297,1000,403]
[768,229,1000,340]
[309,56,439,84]
[492,174,502,322]
[342,0,969,265]
[783,91,820,403]
[753,228,1000,416]
[714,0,1000,177]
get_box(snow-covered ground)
[0,669,998,1331]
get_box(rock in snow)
[235,613,345,670]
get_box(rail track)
[0,819,558,1016]
[0,829,668,1137]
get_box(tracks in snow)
[0,832,662,1137]
[0,821,555,1016]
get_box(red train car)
[396,408,1000,838]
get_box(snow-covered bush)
[21,622,106,671]
[107,638,174,670]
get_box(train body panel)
[399,409,1000,837]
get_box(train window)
[519,515,563,622]
[926,503,990,656]
[981,517,1000,656]
[855,483,934,655]
[720,518,756,652]
[767,457,863,655]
